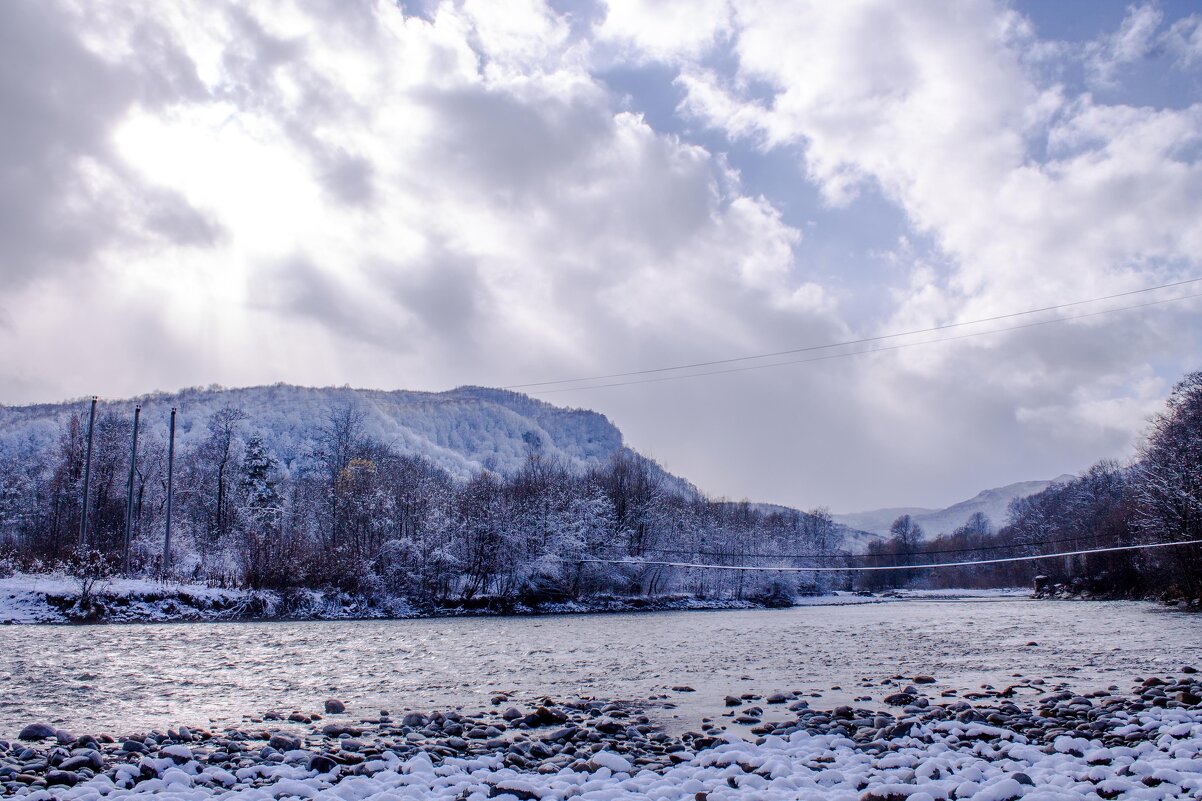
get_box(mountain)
[746,502,881,551]
[832,475,1077,538]
[0,384,630,481]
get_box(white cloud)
[590,0,1202,502]
[3,0,1201,511]
[0,0,832,408]
[596,0,731,63]
[1084,2,1163,87]
[1164,14,1202,68]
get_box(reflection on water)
[0,599,1198,738]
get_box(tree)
[237,434,285,588]
[202,406,248,540]
[1135,371,1202,596]
[889,514,925,553]
[66,547,119,615]
[315,403,366,551]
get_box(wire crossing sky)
[521,285,1202,394]
[580,538,1202,573]
[2,0,1201,512]
[506,277,1202,390]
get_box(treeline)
[5,371,1199,605]
[862,371,1202,602]
[0,404,850,606]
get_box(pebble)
[8,677,1202,799]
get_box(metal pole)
[163,407,176,580]
[123,405,141,575]
[79,396,98,549]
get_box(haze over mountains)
[832,476,1077,539]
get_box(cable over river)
[0,597,1199,740]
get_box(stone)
[594,718,624,734]
[547,726,577,743]
[269,733,302,752]
[18,724,56,741]
[884,693,918,707]
[45,770,79,787]
[61,751,103,771]
[308,753,338,773]
[324,699,346,714]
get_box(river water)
[0,598,1198,739]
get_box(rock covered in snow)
[7,680,1202,800]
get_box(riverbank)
[5,673,1202,799]
[0,574,1028,625]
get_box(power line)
[578,538,1202,573]
[638,532,1118,561]
[526,290,1202,394]
[503,277,1202,392]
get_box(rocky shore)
[5,671,1202,799]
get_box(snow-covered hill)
[0,384,628,481]
[833,475,1077,538]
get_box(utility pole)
[79,395,98,549]
[123,405,141,575]
[163,407,176,581]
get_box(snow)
[11,707,1202,800]
[0,575,1029,625]
[0,385,630,484]
[0,574,414,625]
[0,574,243,624]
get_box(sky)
[2,0,1201,513]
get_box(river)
[1,597,1198,739]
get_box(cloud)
[596,0,732,63]
[591,0,1202,502]
[1164,14,1202,68]
[607,0,1202,331]
[2,0,1201,512]
[1084,2,1163,87]
[0,1,220,290]
[0,0,833,420]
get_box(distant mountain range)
[832,475,1077,538]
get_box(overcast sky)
[2,0,1201,513]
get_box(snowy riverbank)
[4,674,1202,799]
[0,574,1029,625]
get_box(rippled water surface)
[1,599,1199,739]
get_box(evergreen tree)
[240,434,281,528]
